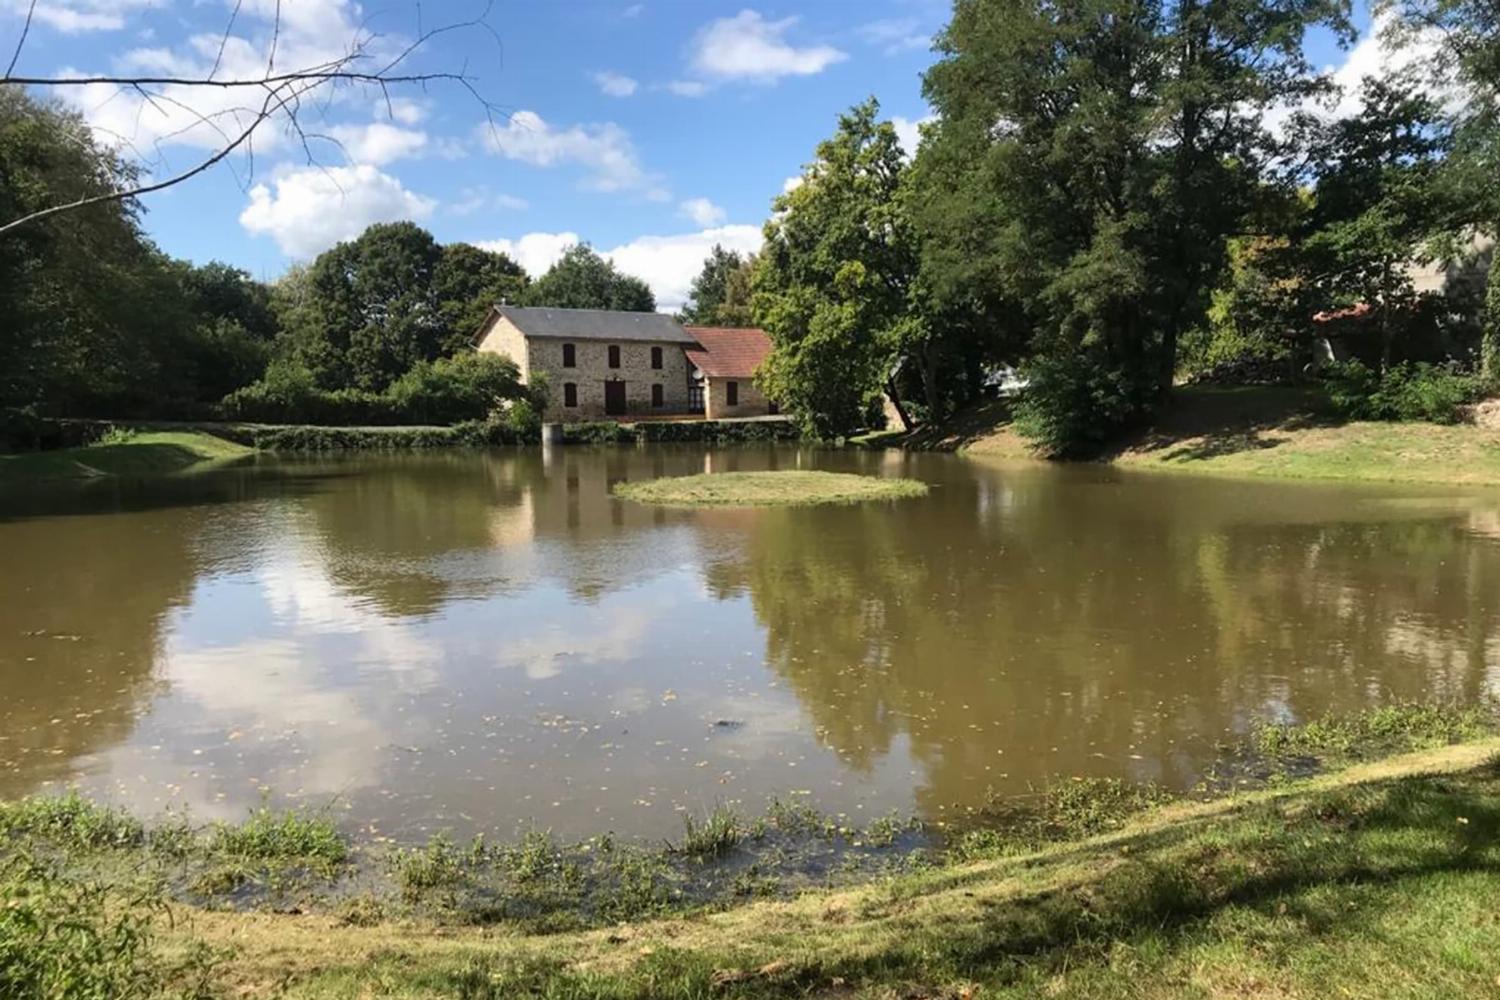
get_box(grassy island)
[612,470,930,507]
[0,429,252,483]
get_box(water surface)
[2,446,1498,840]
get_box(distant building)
[475,306,699,420]
[474,306,782,422]
[683,326,777,420]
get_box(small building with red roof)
[683,326,779,420]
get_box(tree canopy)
[525,244,655,312]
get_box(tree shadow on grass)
[1110,386,1344,464]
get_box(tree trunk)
[1483,244,1500,384]
[884,378,914,432]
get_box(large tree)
[754,99,923,437]
[681,245,756,327]
[278,221,447,392]
[1383,0,1500,377]
[434,242,529,354]
[915,0,1351,454]
[525,245,655,312]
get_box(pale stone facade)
[475,312,695,420]
[703,375,774,420]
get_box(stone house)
[683,326,777,420]
[475,306,783,422]
[474,306,699,420]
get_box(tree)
[279,222,446,392]
[915,0,1351,454]
[1383,0,1500,378]
[681,245,756,326]
[1298,75,1450,369]
[754,99,922,437]
[525,245,655,312]
[434,243,528,354]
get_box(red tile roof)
[683,326,773,379]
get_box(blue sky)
[4,0,1382,310]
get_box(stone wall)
[476,315,695,419]
[704,375,774,419]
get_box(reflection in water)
[1,449,1498,839]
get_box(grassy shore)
[0,429,252,482]
[614,470,929,507]
[3,705,1498,998]
[916,387,1500,485]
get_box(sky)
[2,0,1389,312]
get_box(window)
[726,380,739,406]
[562,343,576,368]
[563,382,578,408]
[608,344,621,368]
[650,346,663,369]
[651,383,664,408]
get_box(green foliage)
[1323,360,1486,423]
[675,807,741,859]
[679,245,756,326]
[755,99,921,438]
[1484,249,1500,381]
[433,243,528,355]
[524,244,654,312]
[1012,351,1151,457]
[207,803,346,872]
[0,855,221,1000]
[0,793,144,851]
[222,353,525,426]
[1252,703,1494,758]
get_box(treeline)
[731,0,1500,452]
[0,89,654,428]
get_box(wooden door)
[604,380,627,416]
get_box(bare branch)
[0,1,508,234]
[5,0,37,78]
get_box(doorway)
[604,380,627,416]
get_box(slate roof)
[495,305,698,343]
[683,327,773,378]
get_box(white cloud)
[622,3,644,16]
[679,197,726,227]
[891,114,935,158]
[449,187,529,216]
[239,164,436,258]
[605,224,763,313]
[858,17,929,55]
[3,0,160,32]
[594,70,639,97]
[478,223,764,313]
[495,193,530,210]
[383,97,428,126]
[689,10,847,83]
[327,122,427,165]
[664,79,709,98]
[477,232,581,277]
[479,110,655,193]
[782,175,804,194]
[1261,12,1450,134]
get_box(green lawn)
[954,387,1500,486]
[0,430,252,482]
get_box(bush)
[220,353,525,426]
[1323,360,1485,424]
[1012,351,1153,457]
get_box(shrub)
[208,803,346,872]
[220,353,525,426]
[0,855,221,1000]
[1323,360,1485,424]
[1013,351,1153,457]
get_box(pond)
[2,446,1499,842]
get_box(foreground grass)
[613,470,929,507]
[0,429,251,482]
[945,387,1500,485]
[4,705,1498,998]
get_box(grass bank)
[614,470,929,507]
[3,704,1498,998]
[917,387,1500,485]
[0,429,252,482]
